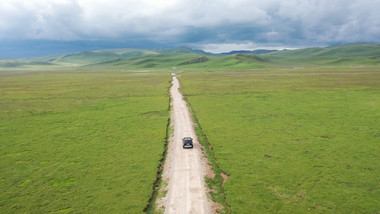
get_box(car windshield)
[184,139,192,144]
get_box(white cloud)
[0,0,379,46]
[197,42,300,53]
[0,0,83,39]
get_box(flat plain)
[1,43,379,213]
[0,70,171,213]
[179,68,380,213]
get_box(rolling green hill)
[0,60,57,68]
[264,43,380,66]
[1,43,379,69]
[53,49,159,66]
[54,51,121,65]
[88,53,271,70]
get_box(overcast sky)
[1,0,379,57]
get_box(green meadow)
[0,70,171,213]
[0,43,379,213]
[179,68,380,213]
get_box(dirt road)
[164,76,211,214]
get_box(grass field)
[179,68,380,213]
[0,43,379,213]
[0,70,171,213]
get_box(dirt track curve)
[164,76,211,214]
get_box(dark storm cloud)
[0,0,379,54]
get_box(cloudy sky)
[1,0,379,57]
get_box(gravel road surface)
[164,76,211,214]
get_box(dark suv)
[182,137,193,149]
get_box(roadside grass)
[145,82,173,214]
[188,106,230,213]
[0,70,171,213]
[179,68,380,213]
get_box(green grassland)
[179,68,380,213]
[0,70,171,213]
[0,43,379,213]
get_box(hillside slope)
[264,43,380,66]
[0,43,379,69]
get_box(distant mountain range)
[0,43,379,69]
[220,50,277,55]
